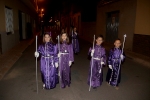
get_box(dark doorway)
[18,11,23,41]
[26,22,32,39]
[106,11,119,43]
[0,34,2,54]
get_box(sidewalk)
[80,36,150,68]
[104,43,150,68]
[0,33,39,80]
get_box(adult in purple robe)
[106,48,125,87]
[71,27,79,54]
[38,42,58,89]
[58,41,74,88]
[87,45,106,88]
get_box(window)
[5,6,14,34]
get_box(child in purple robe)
[71,27,80,54]
[88,35,106,89]
[34,33,59,90]
[57,33,74,88]
[106,39,125,90]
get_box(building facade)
[0,0,38,54]
[96,0,150,56]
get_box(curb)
[125,53,150,68]
[80,36,150,68]
[0,34,39,80]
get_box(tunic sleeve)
[69,44,74,62]
[88,47,92,55]
[56,44,59,53]
[88,47,92,59]
[102,48,106,64]
[38,45,42,54]
[108,49,113,66]
[53,45,59,63]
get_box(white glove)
[101,62,105,65]
[91,49,95,57]
[55,63,58,68]
[99,69,101,73]
[58,71,60,76]
[58,53,61,58]
[43,84,45,89]
[120,54,124,60]
[34,51,39,58]
[69,61,72,66]
[109,65,112,69]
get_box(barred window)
[5,6,14,34]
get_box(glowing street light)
[49,19,52,22]
[41,8,44,11]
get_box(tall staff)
[57,35,61,88]
[89,35,95,91]
[115,34,127,86]
[35,35,38,94]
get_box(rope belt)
[42,56,53,58]
[60,53,69,55]
[93,57,103,60]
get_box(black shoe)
[74,53,78,55]
[93,87,97,89]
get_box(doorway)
[18,11,26,40]
[106,11,119,43]
[18,11,22,40]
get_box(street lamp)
[41,8,44,12]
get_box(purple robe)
[106,48,125,86]
[72,31,79,53]
[38,42,58,89]
[87,45,106,88]
[58,42,74,88]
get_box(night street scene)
[0,0,150,100]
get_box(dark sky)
[42,0,100,22]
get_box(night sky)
[41,0,100,22]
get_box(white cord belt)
[42,56,53,58]
[93,57,103,60]
[60,53,69,55]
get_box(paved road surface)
[0,38,150,100]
